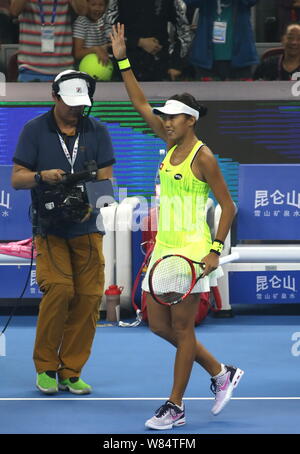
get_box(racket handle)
[219,252,240,265]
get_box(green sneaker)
[36,371,58,394]
[58,377,92,395]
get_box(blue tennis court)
[1,313,299,435]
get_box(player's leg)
[168,293,200,406]
[145,293,187,429]
[146,292,244,418]
[146,292,221,375]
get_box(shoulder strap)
[186,140,204,167]
[192,139,204,158]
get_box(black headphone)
[52,70,96,104]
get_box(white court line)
[0,397,300,401]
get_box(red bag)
[194,287,222,325]
[0,238,36,259]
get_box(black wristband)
[210,248,221,256]
[34,171,43,185]
[214,239,224,245]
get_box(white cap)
[152,99,199,120]
[54,70,91,107]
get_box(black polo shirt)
[13,108,116,238]
[253,55,300,81]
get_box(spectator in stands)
[253,23,300,80]
[10,0,87,82]
[105,0,192,81]
[73,0,110,67]
[183,0,259,81]
[277,0,300,40]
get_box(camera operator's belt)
[57,132,80,174]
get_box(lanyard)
[38,0,58,26]
[57,132,80,174]
[217,0,231,17]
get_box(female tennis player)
[111,23,244,430]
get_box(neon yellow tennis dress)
[142,140,223,294]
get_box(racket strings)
[150,256,195,304]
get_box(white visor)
[152,99,199,120]
[56,76,91,107]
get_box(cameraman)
[11,70,116,395]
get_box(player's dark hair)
[168,93,208,119]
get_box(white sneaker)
[210,365,244,416]
[145,401,186,430]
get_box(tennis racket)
[148,252,239,306]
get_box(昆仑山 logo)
[255,273,297,302]
[0,188,12,218]
[253,189,300,218]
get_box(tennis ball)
[79,53,113,81]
